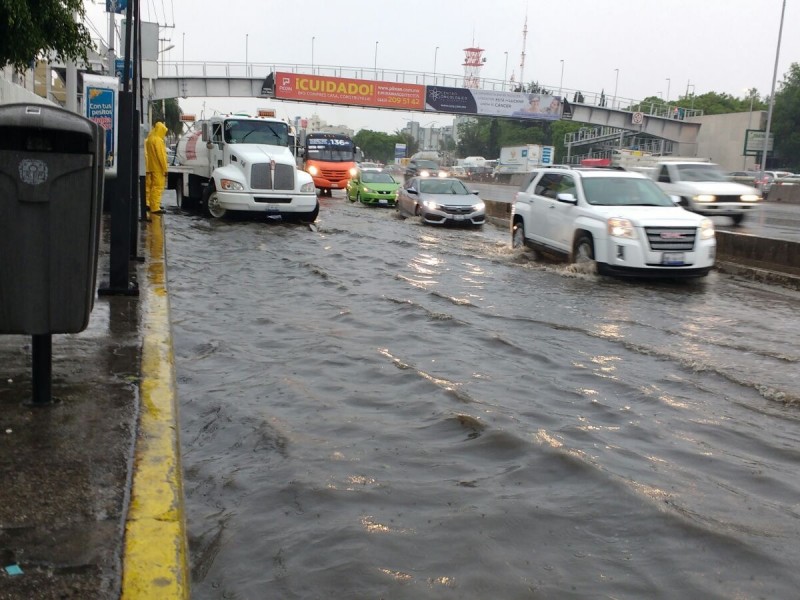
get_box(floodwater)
[163,193,800,599]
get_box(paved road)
[163,191,800,599]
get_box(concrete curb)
[121,215,190,599]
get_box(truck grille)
[644,227,697,251]
[251,164,294,190]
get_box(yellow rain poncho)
[145,121,168,213]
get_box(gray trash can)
[0,103,104,335]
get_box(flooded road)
[163,193,800,599]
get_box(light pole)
[686,82,695,109]
[559,60,564,97]
[182,32,185,77]
[665,77,671,104]
[744,87,756,169]
[245,33,249,75]
[311,36,315,74]
[503,51,508,91]
[433,46,439,78]
[760,0,786,177]
[374,41,378,77]
[613,68,619,108]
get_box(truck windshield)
[675,163,729,182]
[224,120,289,147]
[306,136,355,162]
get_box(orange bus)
[302,132,358,196]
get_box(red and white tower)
[462,46,485,89]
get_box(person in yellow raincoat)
[145,121,168,214]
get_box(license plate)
[379,199,388,205]
[265,204,280,213]
[662,252,685,265]
[454,215,465,221]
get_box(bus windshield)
[306,135,355,162]
[224,119,289,147]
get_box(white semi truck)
[167,112,318,221]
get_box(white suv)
[511,168,717,277]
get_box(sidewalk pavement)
[0,214,188,599]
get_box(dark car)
[404,158,448,180]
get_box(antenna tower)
[519,11,528,90]
[462,45,485,89]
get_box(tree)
[0,0,94,73]
[771,62,800,168]
[149,98,184,141]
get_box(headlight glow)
[699,218,715,240]
[300,181,316,193]
[219,178,244,191]
[423,200,440,209]
[607,217,636,239]
[362,186,371,193]
[740,194,760,202]
[307,165,319,176]
[420,169,431,177]
[473,201,486,211]
[349,167,358,176]
[437,171,447,178]
[694,194,716,202]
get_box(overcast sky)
[85,0,799,133]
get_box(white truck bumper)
[216,191,318,214]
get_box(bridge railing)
[158,61,703,119]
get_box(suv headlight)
[694,194,716,202]
[607,217,636,239]
[699,218,715,240]
[219,178,244,191]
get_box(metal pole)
[559,60,564,97]
[503,52,508,91]
[761,0,786,179]
[374,41,378,78]
[311,36,315,74]
[433,46,439,78]
[245,33,248,76]
[613,68,619,109]
[745,90,755,169]
[31,334,52,405]
[665,78,671,104]
[182,32,185,77]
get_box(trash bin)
[0,103,105,335]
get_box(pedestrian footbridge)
[149,61,701,146]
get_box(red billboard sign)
[274,72,425,110]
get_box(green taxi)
[346,170,401,206]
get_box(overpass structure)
[150,60,701,151]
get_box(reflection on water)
[165,196,800,599]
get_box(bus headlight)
[349,167,358,177]
[307,165,319,176]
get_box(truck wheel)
[202,183,226,219]
[731,214,745,226]
[175,184,186,210]
[300,202,319,223]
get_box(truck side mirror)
[201,122,209,142]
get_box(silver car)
[396,177,486,226]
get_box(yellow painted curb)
[121,216,190,599]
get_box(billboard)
[274,72,425,110]
[83,74,118,168]
[744,129,774,156]
[425,86,563,121]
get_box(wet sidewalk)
[0,214,188,599]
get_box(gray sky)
[85,0,799,133]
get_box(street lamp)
[374,41,378,77]
[665,77,671,103]
[245,33,248,75]
[759,0,786,177]
[613,68,619,108]
[559,60,564,97]
[311,36,315,74]
[182,32,185,77]
[503,51,508,91]
[433,46,439,78]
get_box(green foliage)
[353,129,416,163]
[770,63,800,168]
[150,99,184,140]
[0,0,94,72]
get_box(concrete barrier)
[484,199,800,288]
[768,182,800,205]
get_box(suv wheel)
[573,235,598,273]
[511,221,526,248]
